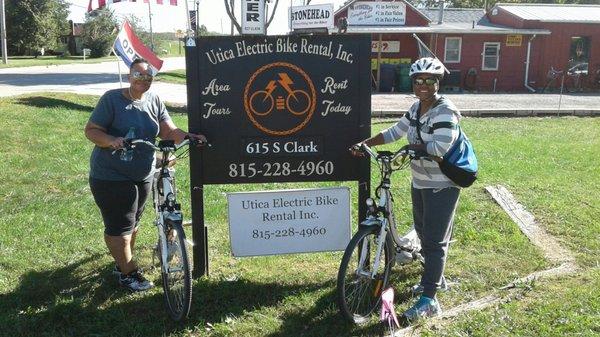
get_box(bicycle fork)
[357,220,388,278]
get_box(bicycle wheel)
[337,226,393,324]
[159,223,192,321]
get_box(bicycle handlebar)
[350,143,428,163]
[112,137,209,155]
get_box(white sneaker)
[118,270,154,292]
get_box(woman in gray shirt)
[84,58,206,292]
[353,57,460,324]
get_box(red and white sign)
[88,0,178,12]
[113,21,163,75]
[372,41,400,53]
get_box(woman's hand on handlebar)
[109,136,126,150]
[349,142,366,157]
[185,133,208,148]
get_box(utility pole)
[230,0,235,36]
[195,0,200,37]
[0,0,8,64]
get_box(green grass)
[156,69,187,84]
[0,48,184,69]
[0,93,598,336]
[0,56,115,68]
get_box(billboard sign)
[187,35,371,185]
[348,1,406,26]
[242,0,266,35]
[289,4,335,30]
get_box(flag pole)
[112,47,124,89]
[184,0,192,37]
[147,1,155,51]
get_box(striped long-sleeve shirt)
[380,96,461,189]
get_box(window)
[444,37,461,63]
[482,42,500,71]
[569,36,590,73]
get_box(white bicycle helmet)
[409,57,445,78]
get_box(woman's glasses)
[413,77,438,86]
[131,71,154,82]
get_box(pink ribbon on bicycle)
[380,287,400,328]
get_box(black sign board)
[187,35,371,184]
[185,35,372,276]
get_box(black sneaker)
[118,269,154,292]
[112,265,122,276]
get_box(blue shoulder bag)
[415,99,478,187]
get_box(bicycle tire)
[337,226,394,324]
[160,223,192,321]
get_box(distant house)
[59,20,84,56]
[334,1,600,92]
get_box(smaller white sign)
[228,187,351,257]
[242,0,266,35]
[289,4,334,30]
[348,1,406,26]
[372,41,400,53]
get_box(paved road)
[1,58,599,113]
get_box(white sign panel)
[228,187,351,257]
[348,1,406,26]
[372,41,400,53]
[242,0,265,35]
[289,4,334,30]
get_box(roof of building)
[420,8,485,23]
[343,7,549,35]
[493,3,600,24]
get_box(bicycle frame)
[153,161,184,273]
[355,145,422,279]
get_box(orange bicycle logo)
[244,62,316,136]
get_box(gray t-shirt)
[89,89,172,181]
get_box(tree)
[5,0,69,55]
[82,8,118,58]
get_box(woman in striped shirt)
[353,57,461,324]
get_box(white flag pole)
[112,47,123,89]
[184,0,192,36]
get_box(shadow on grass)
[0,254,422,336]
[14,96,95,113]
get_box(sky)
[67,0,348,34]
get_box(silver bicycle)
[121,138,202,321]
[337,143,424,324]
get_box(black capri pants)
[89,177,152,236]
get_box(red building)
[334,1,600,92]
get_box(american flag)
[88,0,178,12]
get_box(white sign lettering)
[227,187,351,256]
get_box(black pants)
[89,177,152,236]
